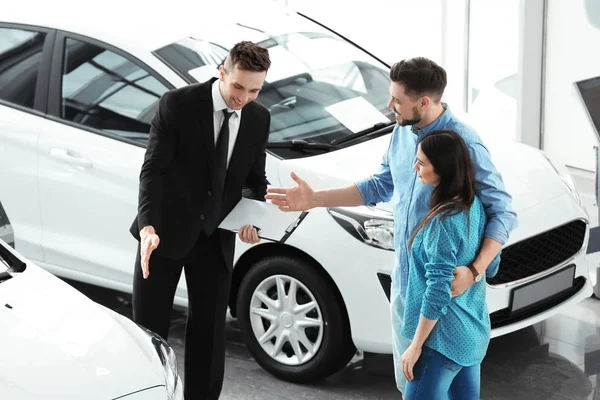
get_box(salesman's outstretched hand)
[140,226,160,279]
[265,172,315,211]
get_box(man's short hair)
[224,41,271,73]
[389,57,447,100]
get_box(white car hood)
[0,262,164,400]
[277,132,571,213]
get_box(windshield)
[154,15,395,148]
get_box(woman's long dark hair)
[408,129,477,248]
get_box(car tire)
[236,255,356,383]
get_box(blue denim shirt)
[355,105,518,299]
[401,196,500,366]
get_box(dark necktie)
[214,110,233,194]
[202,110,233,236]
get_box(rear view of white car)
[0,2,595,385]
[0,238,183,400]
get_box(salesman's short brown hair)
[224,41,271,73]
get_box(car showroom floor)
[66,278,600,400]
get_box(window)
[466,0,521,142]
[61,38,169,143]
[0,27,47,109]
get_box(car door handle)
[49,148,93,169]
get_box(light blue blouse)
[400,196,501,366]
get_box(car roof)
[1,0,298,53]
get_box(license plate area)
[510,264,576,313]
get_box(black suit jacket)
[129,78,270,269]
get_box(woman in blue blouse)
[399,129,500,399]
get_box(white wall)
[466,0,521,143]
[543,0,600,172]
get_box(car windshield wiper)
[331,121,395,146]
[267,139,334,151]
[267,121,394,151]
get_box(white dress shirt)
[212,79,241,168]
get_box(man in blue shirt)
[265,57,517,394]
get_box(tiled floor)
[67,279,600,399]
[479,297,600,400]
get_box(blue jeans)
[404,346,481,400]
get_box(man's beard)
[396,106,422,126]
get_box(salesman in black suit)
[129,41,272,400]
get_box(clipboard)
[218,198,309,243]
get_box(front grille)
[487,220,586,285]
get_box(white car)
[0,3,596,384]
[0,238,183,399]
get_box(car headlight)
[327,206,395,250]
[141,328,179,399]
[543,154,582,205]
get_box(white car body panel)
[0,107,44,260]
[37,120,144,284]
[0,241,182,399]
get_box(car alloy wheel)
[236,255,355,383]
[249,274,324,366]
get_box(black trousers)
[132,232,232,400]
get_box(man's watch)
[468,263,484,282]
